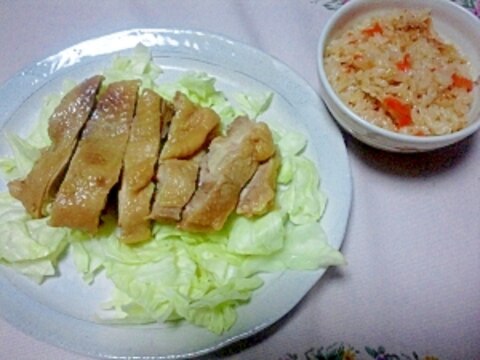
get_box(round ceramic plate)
[0,29,352,359]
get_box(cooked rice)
[324,9,475,136]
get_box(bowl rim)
[317,0,480,145]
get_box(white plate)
[0,29,352,359]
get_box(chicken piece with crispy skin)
[118,89,173,244]
[150,154,203,223]
[160,92,220,160]
[8,75,104,218]
[236,153,280,217]
[49,80,139,234]
[179,116,275,232]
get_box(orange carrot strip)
[382,96,412,128]
[362,22,383,37]
[396,53,411,72]
[452,73,474,92]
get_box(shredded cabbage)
[0,45,344,333]
[0,193,70,283]
[103,43,162,90]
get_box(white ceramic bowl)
[317,0,480,152]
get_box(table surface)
[1,1,479,359]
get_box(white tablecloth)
[1,1,479,359]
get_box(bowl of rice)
[317,0,480,152]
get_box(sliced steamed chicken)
[180,116,276,232]
[8,75,104,218]
[150,92,220,223]
[49,80,139,234]
[118,89,174,243]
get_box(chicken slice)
[236,153,280,217]
[150,155,202,222]
[8,75,104,218]
[49,80,139,234]
[118,89,172,244]
[179,116,275,232]
[160,92,220,160]
[160,97,175,140]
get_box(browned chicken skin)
[179,116,276,232]
[160,92,220,160]
[151,92,219,224]
[118,89,173,244]
[49,80,139,234]
[150,157,202,222]
[8,75,104,218]
[236,153,280,217]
